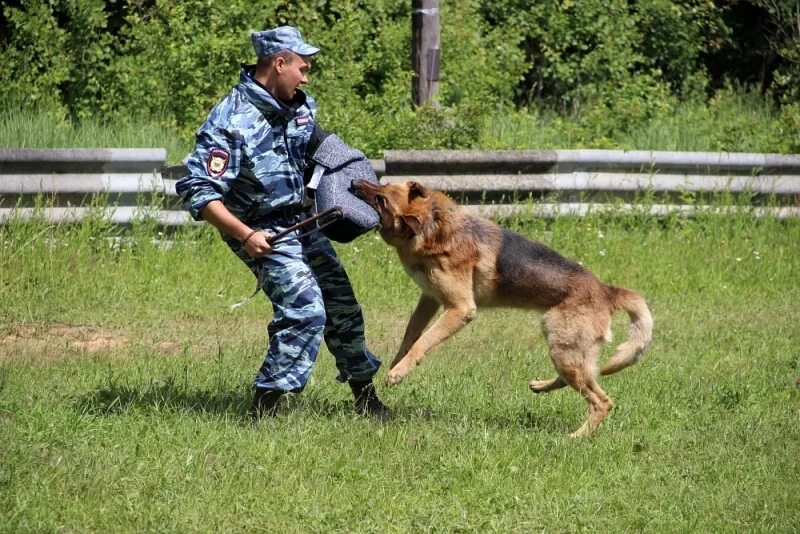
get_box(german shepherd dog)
[352,180,653,437]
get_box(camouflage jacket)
[176,66,317,223]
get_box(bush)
[0,0,526,154]
[477,0,725,107]
[0,0,796,155]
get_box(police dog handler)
[176,26,392,422]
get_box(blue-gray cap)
[251,26,320,58]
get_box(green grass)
[479,86,796,154]
[1,206,798,531]
[0,109,192,164]
[2,85,797,161]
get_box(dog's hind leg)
[528,317,569,393]
[548,343,613,437]
[540,309,614,437]
[568,367,614,438]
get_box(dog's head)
[351,179,439,245]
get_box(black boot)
[250,388,283,422]
[349,380,393,421]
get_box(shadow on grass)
[395,403,569,433]
[72,378,250,418]
[72,378,360,421]
[71,377,570,433]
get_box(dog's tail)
[600,286,653,376]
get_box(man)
[176,26,392,422]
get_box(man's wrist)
[242,229,258,245]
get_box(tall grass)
[0,108,192,163]
[2,85,795,159]
[1,202,798,531]
[480,87,791,154]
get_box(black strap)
[304,124,332,184]
[266,206,344,245]
[230,206,345,310]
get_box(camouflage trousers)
[227,215,381,392]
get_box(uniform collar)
[238,65,307,122]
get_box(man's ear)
[408,181,428,201]
[402,214,425,235]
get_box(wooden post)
[411,0,440,107]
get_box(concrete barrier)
[383,149,800,218]
[0,148,192,225]
[1,148,799,225]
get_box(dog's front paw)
[386,364,411,386]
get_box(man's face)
[274,53,311,102]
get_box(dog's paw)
[528,379,551,393]
[386,366,410,386]
[569,424,594,438]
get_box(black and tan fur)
[352,180,653,437]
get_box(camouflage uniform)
[175,29,381,393]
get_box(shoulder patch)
[206,148,230,177]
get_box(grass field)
[1,208,799,532]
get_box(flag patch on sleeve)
[206,148,230,177]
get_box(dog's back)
[492,227,592,307]
[449,209,601,310]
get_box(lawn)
[1,208,798,532]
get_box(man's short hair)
[257,49,296,71]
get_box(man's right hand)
[199,200,274,258]
[244,231,273,258]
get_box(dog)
[352,180,653,437]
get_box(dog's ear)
[402,214,425,235]
[408,182,428,201]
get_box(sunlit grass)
[1,203,798,531]
[0,108,192,164]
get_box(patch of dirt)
[156,341,183,355]
[0,324,130,363]
[0,317,263,364]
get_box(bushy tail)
[600,286,653,376]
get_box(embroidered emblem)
[206,148,230,177]
[296,115,309,126]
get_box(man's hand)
[244,231,273,258]
[199,200,274,258]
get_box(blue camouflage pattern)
[226,224,381,391]
[176,65,381,392]
[176,67,314,222]
[251,26,320,58]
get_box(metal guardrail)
[1,148,799,225]
[383,149,800,218]
[0,148,187,225]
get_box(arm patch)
[207,148,230,177]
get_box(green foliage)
[478,0,724,106]
[750,0,800,103]
[0,0,797,154]
[105,0,254,128]
[0,0,116,118]
[635,0,727,95]
[0,0,526,154]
